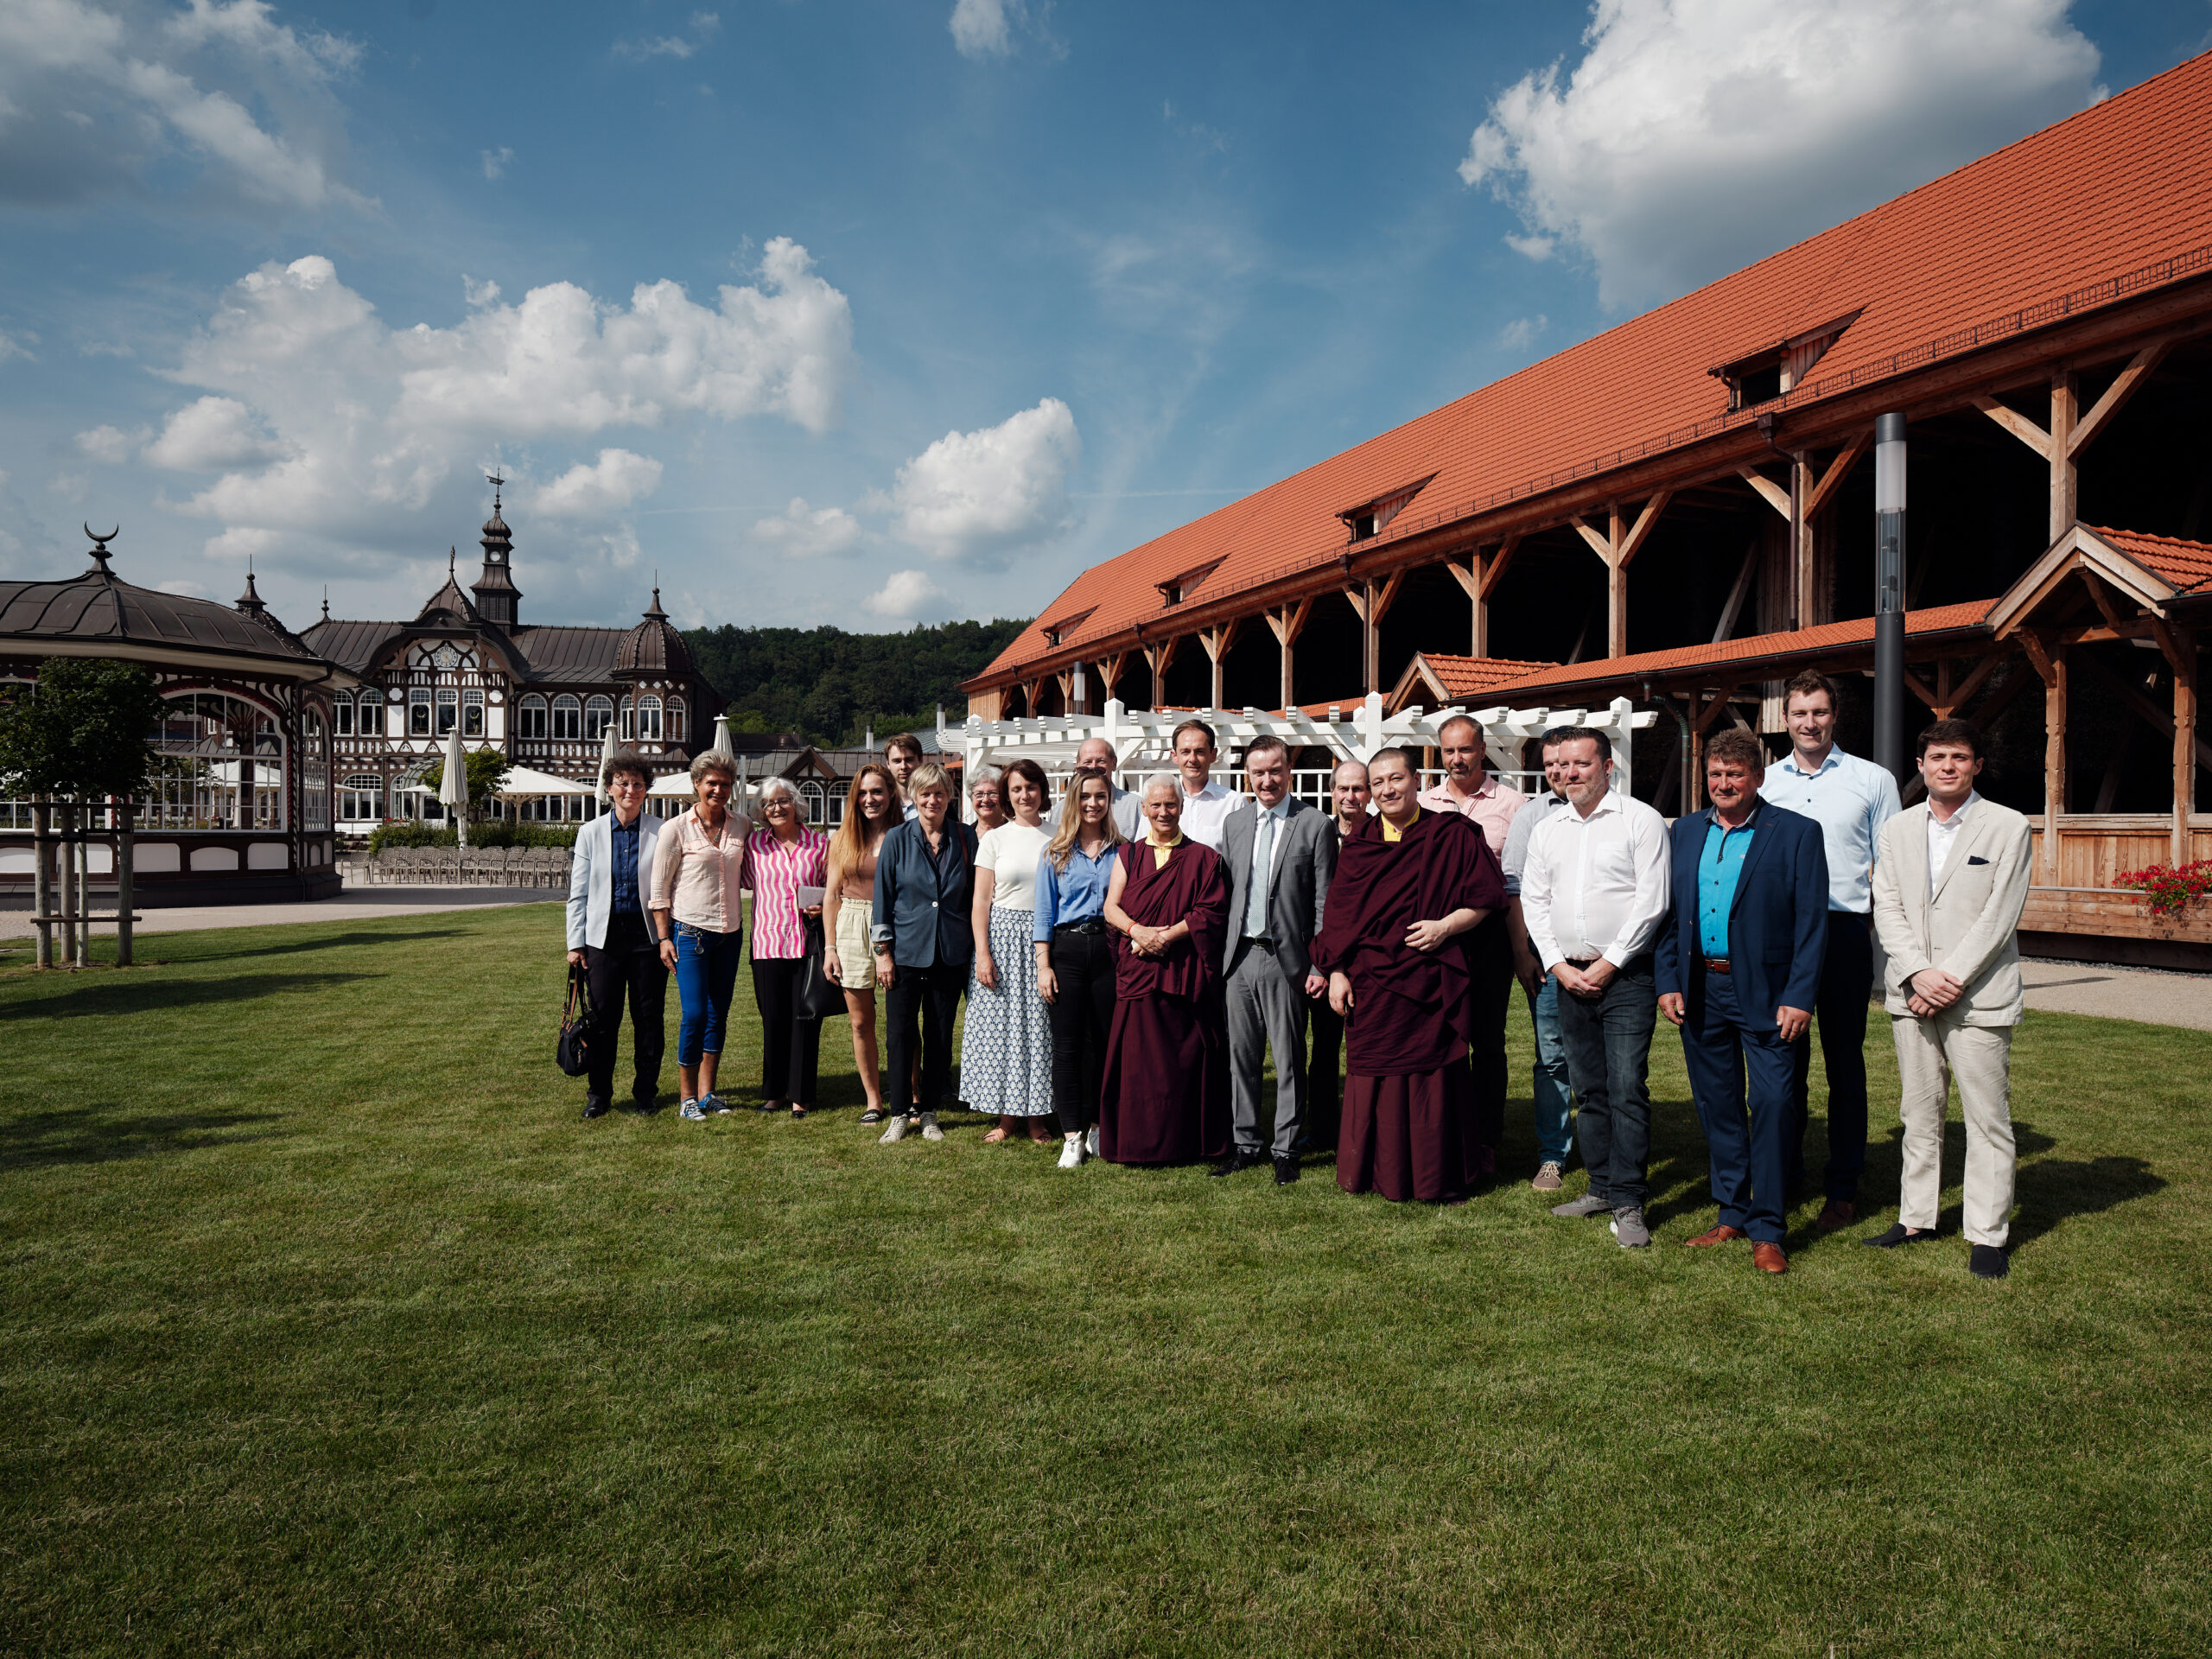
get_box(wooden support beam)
[1971,394,2052,459]
[2069,337,2172,458]
[1341,575,1405,696]
[1712,541,1758,644]
[1142,633,1178,700]
[1096,652,1128,700]
[1198,617,1241,711]
[1571,514,1613,561]
[1618,490,1672,566]
[1446,555,1485,657]
[2075,568,2126,634]
[1901,668,1941,712]
[2073,647,2212,774]
[2018,632,2068,880]
[1802,429,1871,521]
[1736,466,1792,518]
[1479,534,1522,599]
[2176,626,2199,868]
[1264,599,1312,714]
[1936,652,2007,720]
[2050,368,2078,539]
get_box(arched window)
[408,688,432,737]
[666,696,687,743]
[435,688,459,735]
[800,779,825,824]
[340,774,385,821]
[518,695,549,740]
[463,688,486,738]
[636,695,662,742]
[584,696,613,741]
[619,696,635,741]
[552,695,581,740]
[358,692,384,737]
[148,691,287,831]
[334,696,353,738]
[303,712,329,830]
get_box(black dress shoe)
[1862,1223,1936,1248]
[582,1097,611,1120]
[1209,1147,1267,1178]
[1969,1243,2011,1280]
[1274,1154,1300,1185]
[624,1095,655,1116]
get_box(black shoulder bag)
[796,916,847,1022]
[557,960,597,1077]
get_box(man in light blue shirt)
[1758,671,1902,1230]
[1502,728,1578,1191]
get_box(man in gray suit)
[1868,719,2034,1280]
[1211,734,1337,1184]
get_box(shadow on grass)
[182,928,471,963]
[2008,1132,2164,1250]
[0,1104,287,1171]
[1,971,377,1020]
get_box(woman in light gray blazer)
[564,748,666,1118]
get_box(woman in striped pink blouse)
[747,778,830,1117]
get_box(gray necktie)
[1246,809,1274,938]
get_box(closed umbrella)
[440,723,470,849]
[710,713,734,760]
[595,723,619,809]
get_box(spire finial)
[85,523,118,571]
[321,585,330,622]
[449,546,456,575]
[486,469,505,510]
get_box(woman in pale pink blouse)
[649,752,753,1119]
[747,778,829,1117]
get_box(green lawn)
[2,906,2207,1657]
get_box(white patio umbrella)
[709,712,735,760]
[594,723,619,807]
[440,723,470,849]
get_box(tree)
[419,748,512,814]
[0,657,165,800]
[683,617,1032,745]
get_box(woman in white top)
[964,757,1057,1140]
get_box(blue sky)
[1,0,2203,635]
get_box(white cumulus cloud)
[1459,0,2101,309]
[480,146,512,181]
[890,397,1080,566]
[526,448,664,518]
[751,496,866,559]
[143,395,287,471]
[615,10,720,60]
[861,569,945,620]
[950,0,1017,58]
[0,329,35,364]
[74,424,133,463]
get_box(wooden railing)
[2026,813,2212,889]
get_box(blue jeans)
[1554,957,1657,1209]
[674,922,743,1067]
[1527,975,1575,1166]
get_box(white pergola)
[943,692,1656,800]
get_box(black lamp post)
[1872,412,1908,782]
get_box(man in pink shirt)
[1415,713,1529,1168]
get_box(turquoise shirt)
[1698,815,1758,958]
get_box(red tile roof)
[1402,655,1560,701]
[985,52,2212,686]
[2088,525,2212,596]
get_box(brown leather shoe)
[1815,1199,1858,1231]
[1682,1224,1748,1248]
[1751,1242,1789,1274]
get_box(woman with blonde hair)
[965,757,1057,1142]
[870,762,977,1142]
[824,763,900,1122]
[1033,769,1125,1166]
[746,776,828,1118]
[648,751,752,1120]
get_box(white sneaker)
[1084,1125,1100,1157]
[1058,1134,1084,1169]
[919,1111,944,1142]
[878,1115,908,1144]
[679,1098,705,1121]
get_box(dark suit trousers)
[1465,918,1512,1152]
[1046,927,1116,1135]
[887,964,963,1114]
[584,911,667,1103]
[1789,913,1873,1201]
[1680,967,1796,1244]
[1306,997,1343,1153]
[751,956,823,1104]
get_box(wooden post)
[1446,554,1486,657]
[1097,652,1127,706]
[1340,575,1403,696]
[1574,493,1669,658]
[55,804,76,969]
[2050,367,2077,540]
[1198,618,1240,711]
[1141,636,1178,709]
[1264,600,1311,714]
[2161,623,2198,867]
[76,820,92,967]
[31,798,51,969]
[2018,633,2069,884]
[118,802,135,969]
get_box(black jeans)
[886,963,965,1114]
[1305,998,1343,1153]
[584,911,667,1103]
[1554,956,1657,1209]
[1789,913,1874,1201]
[751,956,823,1105]
[1046,925,1115,1135]
[1465,918,1513,1151]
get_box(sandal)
[859,1108,884,1125]
[791,1103,808,1120]
[982,1127,1010,1144]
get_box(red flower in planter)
[2113,860,2212,917]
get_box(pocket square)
[1967,855,1990,866]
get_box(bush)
[2113,859,2212,916]
[366,822,578,855]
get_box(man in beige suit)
[1868,719,2034,1280]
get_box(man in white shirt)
[1167,718,1238,850]
[1868,719,2033,1280]
[1520,726,1671,1249]
[1759,671,1904,1230]
[1502,728,1579,1190]
[1074,735,1147,841]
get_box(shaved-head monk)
[1098,773,1232,1164]
[1312,747,1505,1202]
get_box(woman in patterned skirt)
[746,777,828,1117]
[823,764,899,1122]
[964,757,1057,1141]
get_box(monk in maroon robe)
[1311,747,1505,1202]
[1099,778,1232,1165]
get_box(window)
[436,687,458,735]
[800,779,825,823]
[340,773,384,821]
[637,695,662,741]
[584,696,613,741]
[147,691,286,830]
[1340,480,1432,544]
[1711,308,1860,413]
[1155,559,1224,608]
[518,695,549,740]
[359,693,384,737]
[334,696,353,737]
[304,712,329,830]
[666,696,686,743]
[409,688,432,737]
[552,695,582,740]
[463,688,486,738]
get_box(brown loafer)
[1751,1242,1789,1274]
[1815,1199,1858,1231]
[1683,1224,1748,1248]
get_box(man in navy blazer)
[1656,729,1829,1274]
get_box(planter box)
[2021,886,2212,969]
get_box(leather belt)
[1246,935,1277,950]
[1702,957,1732,974]
[1054,918,1107,936]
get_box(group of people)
[565,675,2035,1281]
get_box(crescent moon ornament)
[85,524,118,544]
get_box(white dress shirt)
[1759,744,1902,914]
[1175,780,1239,850]
[1925,791,1980,887]
[1243,795,1292,938]
[1520,787,1671,971]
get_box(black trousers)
[1789,913,1875,1201]
[886,963,965,1114]
[1306,998,1343,1152]
[584,912,667,1103]
[1046,926,1116,1135]
[751,956,823,1104]
[1465,918,1513,1152]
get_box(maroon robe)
[1099,838,1232,1165]
[1310,808,1506,1201]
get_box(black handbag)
[557,960,596,1077]
[796,916,847,1021]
